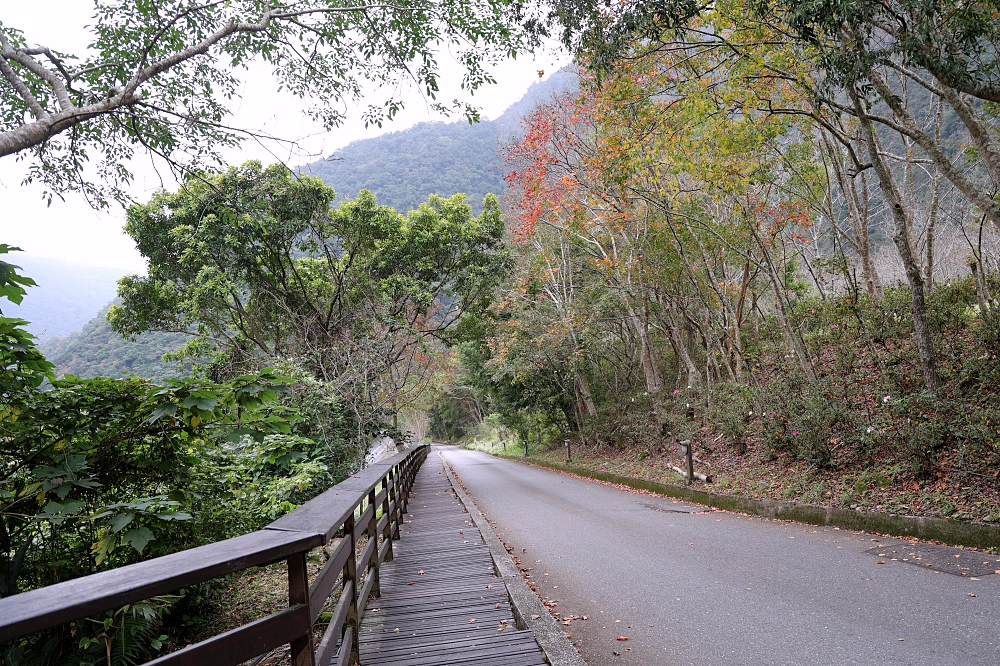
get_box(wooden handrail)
[0,444,431,666]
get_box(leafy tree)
[0,0,545,205]
[109,161,510,441]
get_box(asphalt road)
[437,445,1000,666]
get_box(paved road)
[438,446,1000,666]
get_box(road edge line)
[438,451,588,666]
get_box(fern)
[77,596,178,666]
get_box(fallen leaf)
[613,650,621,656]
[469,618,477,623]
[876,561,885,565]
[407,581,414,585]
[487,584,493,588]
[531,614,540,620]
[418,570,425,575]
[616,636,629,641]
[968,593,978,598]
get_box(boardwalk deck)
[358,456,546,666]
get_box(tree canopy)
[110,161,509,435]
[0,0,546,205]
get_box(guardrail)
[0,444,430,666]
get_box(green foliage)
[0,0,541,206]
[0,250,359,664]
[0,246,36,311]
[0,247,53,396]
[110,161,509,442]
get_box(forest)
[2,0,1000,663]
[430,0,1000,524]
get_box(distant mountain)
[39,307,189,380]
[301,120,504,215]
[3,255,127,340]
[299,67,578,215]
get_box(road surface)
[438,445,1000,665]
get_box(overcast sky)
[0,3,570,271]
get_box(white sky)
[0,3,570,272]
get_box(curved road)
[438,445,1000,665]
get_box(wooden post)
[287,552,316,666]
[381,475,394,562]
[684,440,694,486]
[391,465,402,539]
[343,511,359,664]
[366,488,380,598]
[565,439,572,462]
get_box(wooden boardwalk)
[358,456,546,666]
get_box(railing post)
[393,463,404,538]
[343,511,359,665]
[366,488,380,598]
[381,472,394,561]
[287,552,315,666]
[401,458,413,513]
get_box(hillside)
[4,256,127,341]
[301,120,504,215]
[39,307,189,380]
[299,67,577,214]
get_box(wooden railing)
[0,444,430,666]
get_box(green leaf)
[110,513,135,533]
[148,403,177,423]
[123,527,155,554]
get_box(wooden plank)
[354,505,375,541]
[309,538,351,620]
[335,626,354,666]
[314,579,353,666]
[357,456,545,666]
[377,538,392,566]
[0,529,319,642]
[145,605,310,666]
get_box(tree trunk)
[576,373,597,417]
[626,298,662,393]
[971,257,992,319]
[853,90,942,394]
[749,225,816,382]
[825,134,883,299]
[667,314,702,388]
